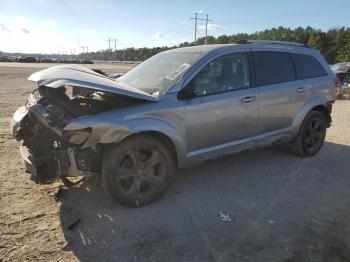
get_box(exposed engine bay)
[10,64,158,184]
[11,85,143,183]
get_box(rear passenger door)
[253,51,308,134]
[290,52,329,99]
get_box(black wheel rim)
[303,117,325,154]
[114,146,165,199]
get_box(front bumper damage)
[19,145,98,182]
[11,102,100,183]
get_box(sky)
[0,0,349,54]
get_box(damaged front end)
[11,86,109,183]
[10,65,157,183]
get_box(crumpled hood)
[28,64,159,101]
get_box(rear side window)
[290,53,327,79]
[253,52,295,86]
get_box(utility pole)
[190,12,212,45]
[81,46,88,59]
[205,14,209,45]
[194,12,198,44]
[106,38,111,50]
[106,38,112,62]
[70,48,75,59]
[112,39,117,62]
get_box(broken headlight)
[26,89,42,107]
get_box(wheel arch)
[66,116,188,167]
[310,104,332,127]
[122,130,179,168]
[292,96,332,132]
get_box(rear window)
[253,51,295,86]
[291,53,327,79]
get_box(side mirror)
[178,82,194,100]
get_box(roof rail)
[236,39,307,47]
[247,40,306,47]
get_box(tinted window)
[291,53,327,79]
[254,52,295,86]
[191,53,250,97]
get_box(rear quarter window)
[253,51,295,86]
[290,53,327,79]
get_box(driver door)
[182,52,259,156]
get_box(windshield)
[116,51,205,96]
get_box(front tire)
[289,111,327,157]
[101,135,174,207]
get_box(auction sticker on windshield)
[166,63,191,81]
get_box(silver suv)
[11,41,337,206]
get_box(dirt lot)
[1,62,350,262]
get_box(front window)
[117,51,205,96]
[190,53,251,97]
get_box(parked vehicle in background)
[10,41,337,207]
[0,56,12,62]
[331,62,350,98]
[17,56,37,63]
[78,59,94,64]
[331,62,350,85]
[38,58,55,63]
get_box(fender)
[64,114,188,167]
[291,95,329,134]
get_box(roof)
[166,41,311,54]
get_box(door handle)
[296,87,306,93]
[241,96,256,103]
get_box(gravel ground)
[0,63,350,262]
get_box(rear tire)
[288,111,327,157]
[101,135,174,207]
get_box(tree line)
[81,26,350,64]
[1,26,349,64]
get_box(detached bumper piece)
[20,144,99,183]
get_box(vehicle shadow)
[59,142,350,262]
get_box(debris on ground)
[48,185,63,202]
[61,242,70,251]
[61,177,86,188]
[219,211,232,222]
